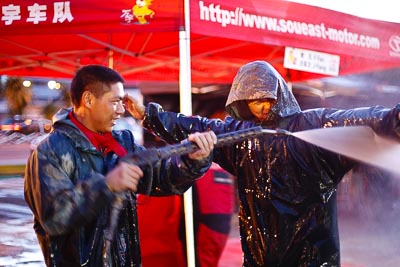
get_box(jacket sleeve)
[301,104,400,139]
[136,146,213,196]
[142,102,256,175]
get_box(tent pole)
[108,49,114,69]
[180,0,195,266]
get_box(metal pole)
[108,49,114,69]
[179,0,195,266]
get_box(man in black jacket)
[24,65,217,266]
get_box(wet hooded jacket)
[141,61,400,266]
[24,108,212,267]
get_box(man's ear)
[82,91,93,108]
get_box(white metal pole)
[179,0,195,266]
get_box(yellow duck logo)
[133,0,155,24]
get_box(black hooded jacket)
[141,61,400,266]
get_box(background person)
[137,109,235,267]
[138,163,235,267]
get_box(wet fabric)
[226,60,301,123]
[142,61,400,267]
[24,108,212,267]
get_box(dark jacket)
[142,61,400,266]
[24,108,212,267]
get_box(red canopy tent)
[1,0,399,92]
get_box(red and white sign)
[284,47,340,76]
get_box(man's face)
[88,82,125,133]
[246,98,275,122]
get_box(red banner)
[190,0,400,62]
[0,0,183,35]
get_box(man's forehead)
[109,82,125,96]
[247,98,275,103]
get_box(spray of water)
[284,126,400,175]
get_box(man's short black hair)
[70,65,125,107]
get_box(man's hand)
[187,131,217,160]
[123,94,145,120]
[105,162,143,193]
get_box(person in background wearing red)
[137,110,236,267]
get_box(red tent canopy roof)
[0,0,399,92]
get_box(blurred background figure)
[137,108,236,267]
[137,163,235,267]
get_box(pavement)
[1,143,400,267]
[0,177,44,267]
[0,143,30,177]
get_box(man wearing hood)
[124,60,400,266]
